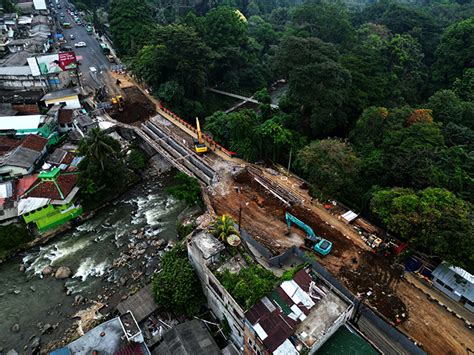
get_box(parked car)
[74,41,87,48]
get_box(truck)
[100,43,115,63]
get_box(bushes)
[167,172,203,206]
[0,224,33,255]
[151,243,205,317]
[217,265,279,310]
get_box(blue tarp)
[55,33,64,39]
[50,347,71,355]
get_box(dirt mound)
[110,86,156,123]
[339,251,407,323]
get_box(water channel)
[0,173,185,352]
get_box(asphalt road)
[54,0,111,89]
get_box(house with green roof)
[18,167,82,233]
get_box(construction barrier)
[158,103,237,158]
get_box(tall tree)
[371,187,474,272]
[275,36,351,137]
[152,244,205,317]
[109,0,153,55]
[434,17,474,86]
[297,139,361,200]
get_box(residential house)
[0,89,45,114]
[42,87,83,110]
[187,231,354,354]
[18,167,82,232]
[46,147,75,168]
[0,113,58,143]
[0,66,47,90]
[0,180,17,222]
[432,262,474,312]
[50,312,150,355]
[58,109,74,133]
[244,268,353,354]
[0,134,47,179]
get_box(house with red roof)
[18,167,82,233]
[187,231,354,354]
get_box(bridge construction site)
[96,71,474,355]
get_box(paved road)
[54,0,111,89]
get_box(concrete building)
[50,312,151,355]
[42,87,83,109]
[0,134,48,179]
[187,232,246,349]
[0,66,47,90]
[432,262,474,312]
[0,90,44,114]
[153,319,221,355]
[0,114,58,138]
[187,231,354,354]
[244,268,354,354]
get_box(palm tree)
[80,128,117,170]
[211,215,239,242]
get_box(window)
[435,279,445,287]
[209,279,222,298]
[445,284,454,292]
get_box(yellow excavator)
[194,117,208,154]
[111,95,124,111]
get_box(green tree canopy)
[109,0,153,55]
[152,243,205,317]
[217,265,278,310]
[275,36,351,137]
[297,139,361,200]
[78,128,129,204]
[371,187,474,272]
[434,17,474,86]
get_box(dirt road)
[397,281,474,354]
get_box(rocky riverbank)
[0,172,190,353]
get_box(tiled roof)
[20,134,47,152]
[27,173,78,200]
[16,174,38,196]
[0,137,20,153]
[62,152,75,165]
[58,109,73,124]
[245,269,317,353]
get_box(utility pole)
[287,147,293,174]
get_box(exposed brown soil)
[339,251,407,323]
[210,168,407,324]
[110,86,156,124]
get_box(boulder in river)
[74,295,84,305]
[55,266,72,279]
[42,323,53,334]
[30,336,41,349]
[42,265,54,276]
[10,323,20,333]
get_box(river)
[0,173,185,352]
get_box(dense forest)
[101,0,474,271]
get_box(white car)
[74,41,86,48]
